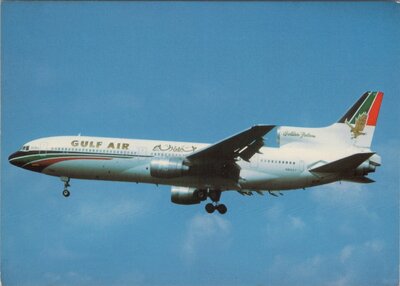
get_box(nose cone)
[9,151,24,167]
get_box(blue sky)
[1,2,399,286]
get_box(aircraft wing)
[309,152,375,173]
[187,125,275,162]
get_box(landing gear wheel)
[62,189,70,197]
[205,203,215,214]
[217,204,227,214]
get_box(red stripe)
[367,92,383,126]
[27,157,112,168]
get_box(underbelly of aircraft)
[42,158,239,190]
[39,155,341,193]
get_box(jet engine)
[171,186,201,205]
[355,158,380,176]
[150,158,189,178]
[354,154,381,176]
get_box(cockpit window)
[21,145,30,151]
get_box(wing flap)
[310,152,375,173]
[240,138,265,162]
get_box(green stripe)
[12,153,59,166]
[10,152,134,166]
[349,92,377,124]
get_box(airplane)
[9,91,383,214]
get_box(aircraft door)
[39,143,48,156]
[299,160,305,172]
[138,147,147,160]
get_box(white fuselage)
[12,135,360,192]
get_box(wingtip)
[251,124,276,131]
[252,124,275,127]
[250,125,276,137]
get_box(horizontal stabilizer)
[343,176,375,184]
[310,152,374,173]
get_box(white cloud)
[264,203,307,241]
[339,239,385,263]
[182,214,231,261]
[292,255,324,278]
[265,203,284,220]
[44,272,61,284]
[309,182,378,220]
[43,271,93,286]
[289,215,305,230]
[266,254,325,285]
[266,238,387,286]
[340,245,354,263]
[65,199,145,228]
[337,221,357,236]
[310,182,364,206]
[364,239,384,253]
[325,274,353,286]
[42,242,81,260]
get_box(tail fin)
[277,91,383,148]
[337,91,383,148]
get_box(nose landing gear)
[60,177,70,197]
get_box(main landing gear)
[205,203,227,215]
[202,189,227,215]
[60,177,70,197]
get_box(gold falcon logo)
[345,112,368,138]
